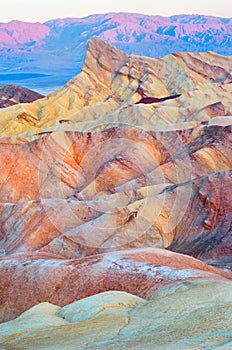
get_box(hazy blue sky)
[1,0,231,22]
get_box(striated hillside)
[0,249,230,322]
[0,38,231,348]
[0,84,44,108]
[0,13,231,91]
[1,284,232,349]
[0,37,231,138]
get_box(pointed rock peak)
[83,37,128,78]
[86,36,125,57]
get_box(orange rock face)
[0,125,231,269]
[0,248,230,322]
[0,38,231,343]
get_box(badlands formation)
[0,38,232,349]
[0,84,44,109]
[0,13,231,92]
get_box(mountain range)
[0,13,231,93]
[0,35,232,349]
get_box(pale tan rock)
[1,281,232,349]
[0,38,231,350]
[56,291,145,323]
[0,38,231,139]
[0,302,67,339]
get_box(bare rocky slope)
[0,38,231,349]
[0,84,44,108]
[0,37,231,138]
[0,13,231,91]
[1,282,232,349]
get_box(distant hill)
[0,13,231,92]
[0,84,44,108]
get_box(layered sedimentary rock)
[1,282,232,349]
[0,84,44,108]
[0,14,231,93]
[0,38,231,348]
[0,124,231,268]
[0,39,231,270]
[0,248,230,323]
[0,37,231,138]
